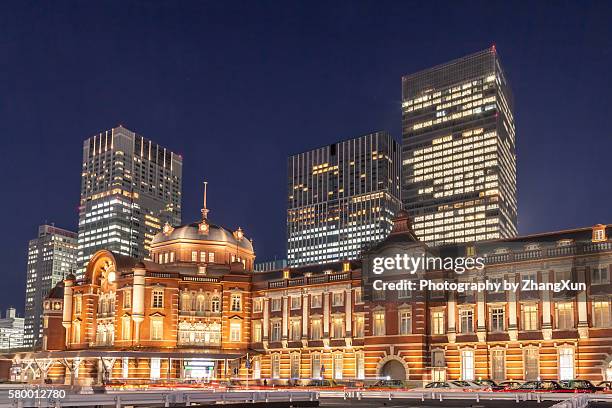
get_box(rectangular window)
[592,267,609,285]
[490,307,505,332]
[399,310,412,334]
[310,319,322,340]
[253,298,263,313]
[354,288,363,304]
[290,353,300,379]
[123,290,131,309]
[311,354,321,378]
[122,317,131,340]
[200,251,206,262]
[230,322,241,342]
[152,289,164,308]
[593,301,610,327]
[231,294,242,312]
[373,311,385,336]
[252,357,261,379]
[431,310,445,335]
[74,297,82,315]
[252,321,262,342]
[522,304,538,331]
[332,292,344,307]
[291,296,301,310]
[191,251,197,262]
[333,353,343,379]
[151,319,163,340]
[460,309,473,333]
[311,294,322,308]
[491,349,505,381]
[289,319,301,341]
[271,354,280,379]
[122,357,129,379]
[557,303,574,330]
[208,252,215,263]
[398,287,411,299]
[461,350,474,381]
[150,357,161,380]
[271,321,281,342]
[354,315,364,338]
[432,350,445,367]
[271,298,282,312]
[559,348,574,380]
[356,352,365,379]
[331,317,344,339]
[169,252,175,262]
[524,348,539,381]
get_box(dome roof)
[152,222,254,252]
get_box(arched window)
[181,292,191,311]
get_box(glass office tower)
[77,125,182,276]
[401,47,517,244]
[287,131,402,266]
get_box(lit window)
[311,294,322,308]
[559,347,574,380]
[291,296,301,310]
[311,353,321,378]
[522,304,538,331]
[333,353,343,379]
[271,298,282,311]
[253,298,263,313]
[461,349,474,380]
[310,319,321,340]
[231,294,242,312]
[431,310,445,335]
[331,317,344,339]
[208,252,215,263]
[191,251,197,262]
[150,357,161,380]
[593,301,610,327]
[557,303,574,330]
[150,319,163,340]
[271,354,280,379]
[524,348,539,380]
[121,316,131,340]
[353,315,364,337]
[491,349,505,381]
[290,353,300,379]
[373,311,385,336]
[123,290,131,309]
[252,320,262,342]
[230,321,241,342]
[271,321,282,341]
[152,289,164,308]
[399,310,412,334]
[211,296,220,312]
[332,292,344,306]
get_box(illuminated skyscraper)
[77,125,182,276]
[24,225,77,348]
[401,47,517,244]
[287,131,402,266]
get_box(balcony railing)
[268,271,354,289]
[484,242,612,265]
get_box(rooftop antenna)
[201,181,209,220]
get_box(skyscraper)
[77,125,182,275]
[0,308,24,351]
[287,131,402,266]
[401,47,517,244]
[24,225,77,348]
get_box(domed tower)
[150,182,255,271]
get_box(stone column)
[541,270,553,340]
[323,292,330,337]
[576,266,589,339]
[132,267,146,343]
[508,273,518,341]
[302,294,309,345]
[447,292,456,343]
[263,298,270,340]
[476,277,487,342]
[62,277,74,346]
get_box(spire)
[201,181,210,220]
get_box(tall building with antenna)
[77,125,182,276]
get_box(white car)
[411,381,471,392]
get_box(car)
[369,379,409,389]
[412,381,470,392]
[559,380,604,393]
[473,379,504,391]
[508,380,565,392]
[497,380,523,391]
[597,381,612,391]
[305,379,338,388]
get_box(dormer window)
[593,225,607,242]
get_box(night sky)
[1,1,611,315]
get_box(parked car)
[305,379,338,388]
[473,379,504,391]
[497,381,523,391]
[559,380,604,393]
[369,379,409,389]
[597,381,612,391]
[412,381,470,392]
[507,380,565,392]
